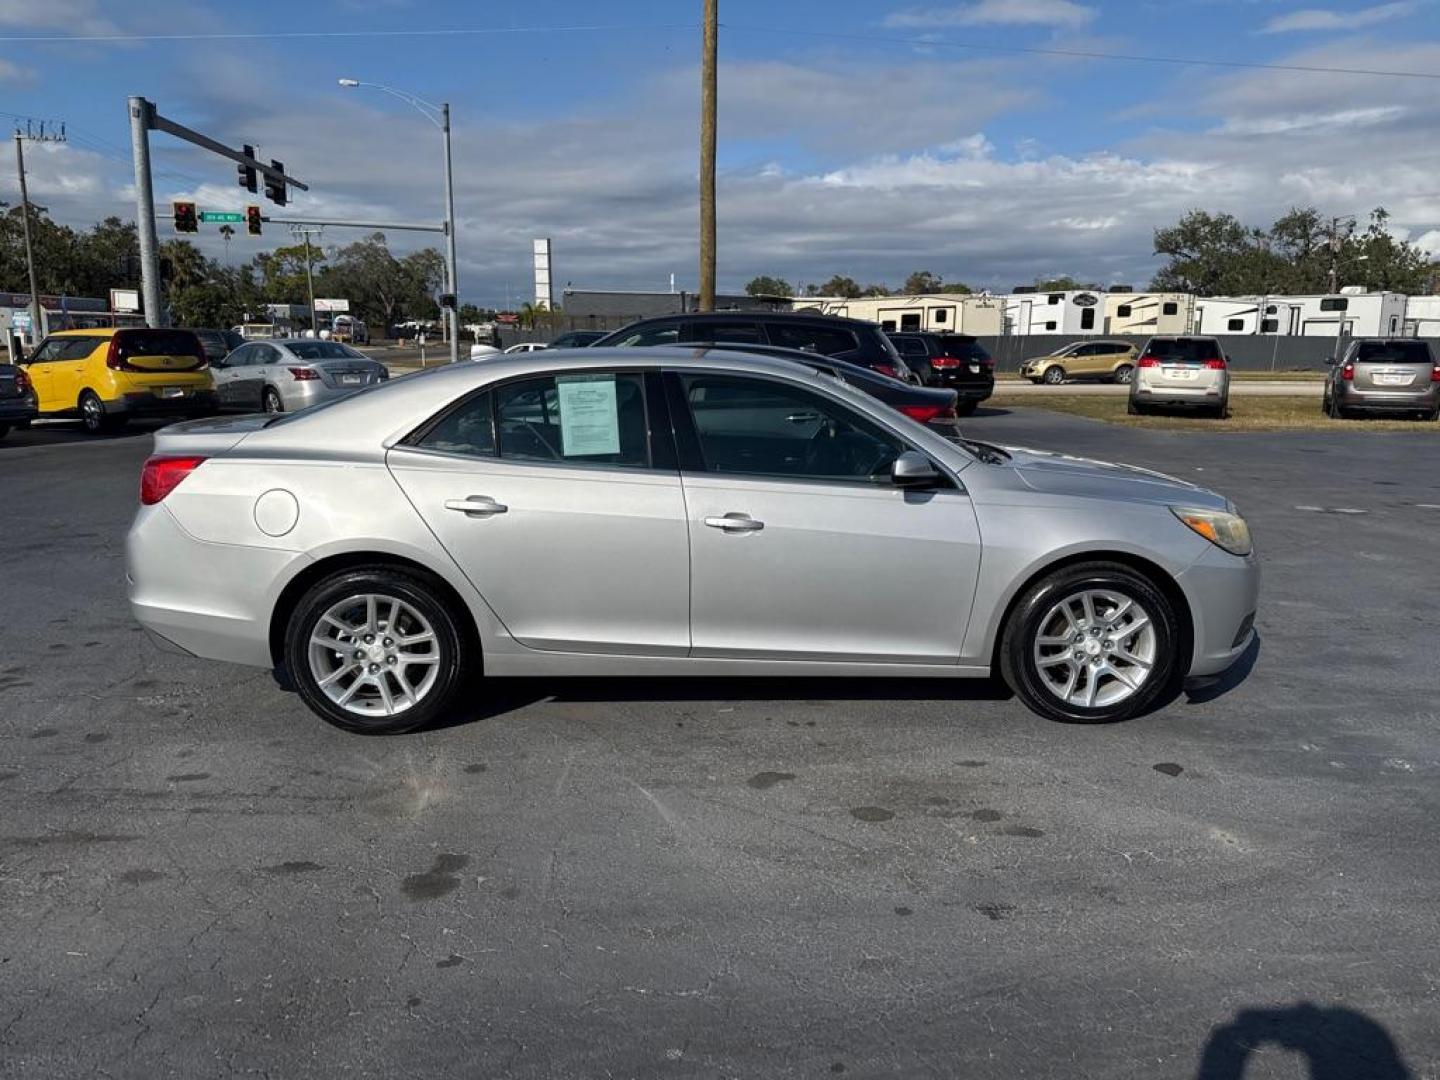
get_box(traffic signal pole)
[441,103,459,366]
[128,97,164,328]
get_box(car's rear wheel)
[1328,393,1348,420]
[1042,366,1066,385]
[955,400,978,416]
[285,567,469,734]
[1113,364,1134,385]
[1126,399,1145,416]
[1000,561,1181,723]
[262,387,284,414]
[79,390,123,435]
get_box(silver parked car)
[212,338,388,414]
[1129,336,1231,418]
[1323,338,1439,420]
[128,348,1258,734]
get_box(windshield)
[1354,341,1432,364]
[287,342,366,361]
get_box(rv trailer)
[1103,293,1193,335]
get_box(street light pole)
[339,79,459,364]
[12,134,44,347]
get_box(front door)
[19,337,65,411]
[387,369,691,655]
[669,371,981,663]
[211,344,252,408]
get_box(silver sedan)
[127,347,1259,733]
[212,338,389,414]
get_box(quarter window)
[681,375,903,484]
[495,373,650,469]
[767,323,857,355]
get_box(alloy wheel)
[1031,588,1157,709]
[307,593,442,718]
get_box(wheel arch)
[986,549,1194,678]
[268,550,483,674]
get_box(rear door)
[387,368,691,655]
[1349,340,1434,394]
[670,371,981,663]
[1145,339,1224,392]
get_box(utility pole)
[13,120,67,347]
[1326,215,1354,295]
[128,98,164,327]
[441,103,459,364]
[699,0,718,312]
[291,225,323,336]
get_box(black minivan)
[887,332,995,412]
[592,312,918,383]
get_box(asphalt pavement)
[2,408,1438,1079]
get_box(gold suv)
[1020,340,1140,385]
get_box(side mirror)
[892,450,941,488]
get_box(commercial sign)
[314,298,350,313]
[111,288,141,313]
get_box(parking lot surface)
[2,409,1438,1079]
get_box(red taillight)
[900,403,956,424]
[140,456,207,505]
[1138,356,1160,368]
[931,356,960,369]
[288,367,321,380]
[1341,362,1355,381]
[13,366,31,393]
[1203,358,1227,370]
[1431,366,1440,383]
[106,336,128,371]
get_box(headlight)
[1171,506,1252,556]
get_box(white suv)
[1129,336,1230,418]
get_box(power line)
[722,23,1440,81]
[0,22,697,44]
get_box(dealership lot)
[2,409,1438,1078]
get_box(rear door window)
[495,372,650,469]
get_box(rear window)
[1145,338,1222,362]
[115,329,204,358]
[1354,341,1432,364]
[288,341,366,360]
[933,337,989,361]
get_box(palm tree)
[218,224,235,264]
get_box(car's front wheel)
[1113,364,1134,385]
[284,567,470,734]
[1042,366,1066,385]
[1000,561,1181,723]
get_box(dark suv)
[887,332,994,412]
[592,312,917,383]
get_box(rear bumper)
[0,394,39,423]
[113,389,218,417]
[1132,383,1224,406]
[1336,384,1439,412]
[934,374,994,401]
[1176,544,1260,679]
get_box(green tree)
[818,275,863,298]
[744,275,793,297]
[902,270,942,294]
[254,243,324,304]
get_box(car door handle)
[703,513,764,533]
[444,496,508,517]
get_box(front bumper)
[1176,542,1260,679]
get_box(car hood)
[999,445,1229,510]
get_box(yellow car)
[1020,340,1141,385]
[21,327,217,434]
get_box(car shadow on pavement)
[433,675,1015,730]
[1182,634,1261,706]
[1194,1001,1414,1079]
[0,419,167,450]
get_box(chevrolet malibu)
[127,349,1258,734]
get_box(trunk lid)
[310,358,384,389]
[151,414,273,457]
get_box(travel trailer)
[1198,291,1407,337]
[794,293,1004,336]
[1401,295,1440,338]
[1002,290,1106,335]
[1103,293,1193,335]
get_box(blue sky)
[3,0,1439,304]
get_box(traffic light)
[264,159,287,206]
[172,201,198,233]
[246,205,262,236]
[237,143,257,193]
[439,293,457,310]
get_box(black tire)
[999,561,1182,724]
[1214,398,1229,420]
[262,387,284,414]
[0,423,9,441]
[284,566,470,734]
[1042,366,1066,386]
[954,399,978,417]
[1127,399,1144,416]
[1328,394,1347,421]
[1113,364,1134,385]
[79,390,123,435]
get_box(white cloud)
[0,0,120,35]
[0,57,33,83]
[886,0,1097,30]
[1261,1,1418,33]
